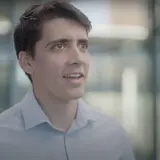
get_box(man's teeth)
[64,74,82,78]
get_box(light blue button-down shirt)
[0,88,135,160]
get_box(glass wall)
[0,0,159,160]
[0,0,13,111]
[155,0,160,159]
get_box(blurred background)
[0,0,159,159]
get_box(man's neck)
[33,87,78,132]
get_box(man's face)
[29,18,90,101]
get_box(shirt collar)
[21,88,95,131]
[75,99,95,128]
[21,88,51,130]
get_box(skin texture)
[18,18,91,131]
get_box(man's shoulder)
[89,107,135,159]
[90,107,120,126]
[0,102,24,130]
[89,107,128,138]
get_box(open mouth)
[63,73,84,79]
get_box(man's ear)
[18,51,33,75]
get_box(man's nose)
[67,47,84,65]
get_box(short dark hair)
[13,0,92,82]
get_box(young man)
[0,1,135,160]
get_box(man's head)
[14,0,92,101]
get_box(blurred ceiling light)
[0,18,12,35]
[89,24,149,40]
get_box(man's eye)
[79,43,88,50]
[51,43,66,50]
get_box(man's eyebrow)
[78,39,88,44]
[45,38,70,48]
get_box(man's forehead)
[42,29,88,42]
[41,18,88,40]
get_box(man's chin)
[67,88,84,100]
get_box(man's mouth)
[62,72,85,85]
[63,73,84,79]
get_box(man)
[0,0,135,160]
